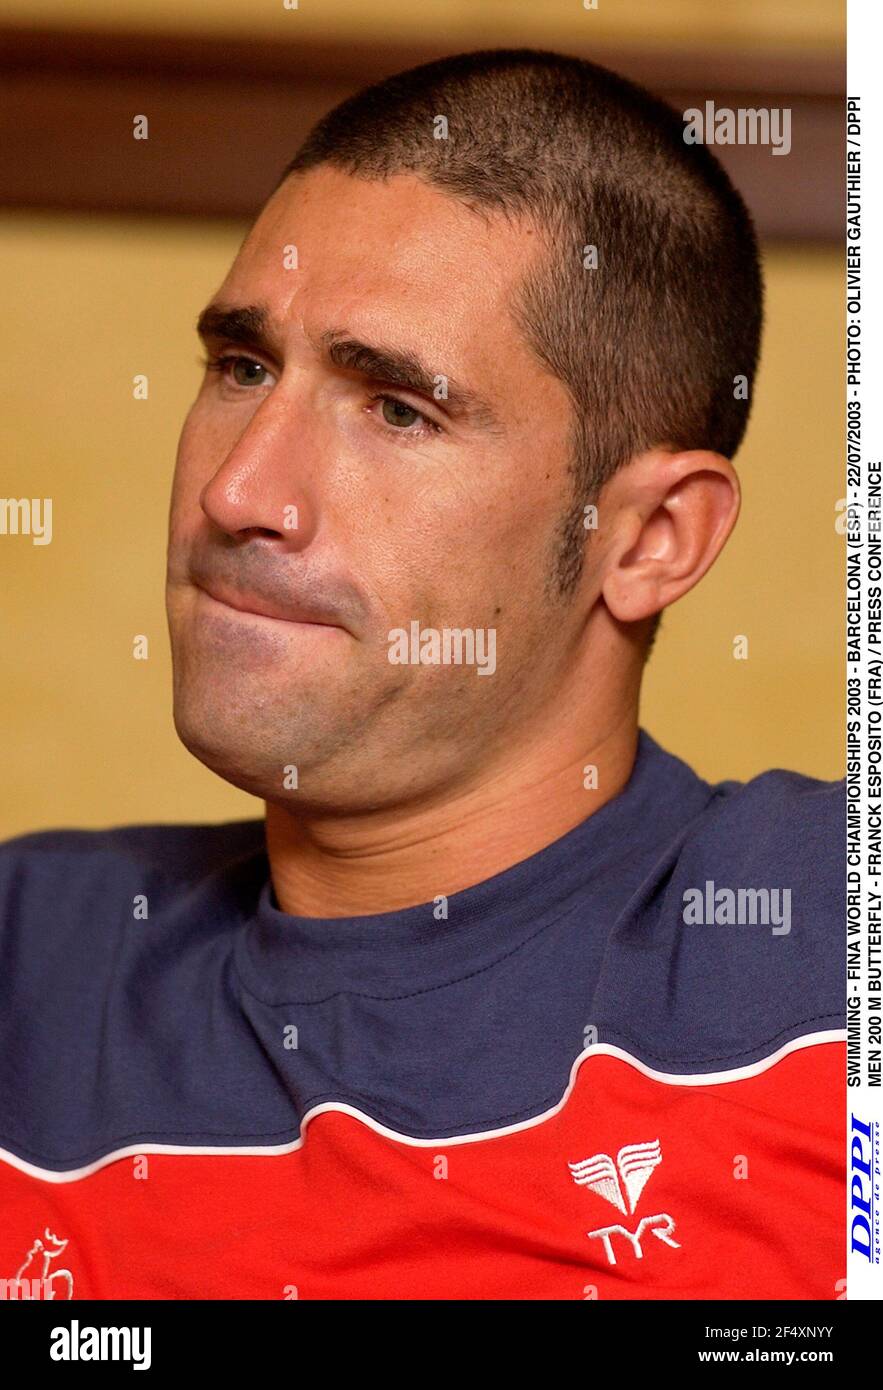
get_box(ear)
[599,449,741,625]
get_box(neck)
[264,694,641,920]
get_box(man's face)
[167,166,589,810]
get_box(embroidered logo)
[1,1229,74,1300]
[568,1139,680,1266]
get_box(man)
[0,50,842,1300]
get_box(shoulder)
[599,752,844,1071]
[635,731,842,919]
[0,820,269,1170]
[679,763,843,907]
[0,817,266,867]
[680,764,843,1039]
[0,819,267,933]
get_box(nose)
[199,389,318,549]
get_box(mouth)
[193,579,345,632]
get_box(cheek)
[371,480,551,623]
[168,411,212,547]
[173,395,230,489]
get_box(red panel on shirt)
[0,1042,845,1300]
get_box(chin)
[171,677,341,805]
[172,703,264,796]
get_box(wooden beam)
[0,25,844,237]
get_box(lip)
[194,579,344,630]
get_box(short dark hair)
[282,49,763,646]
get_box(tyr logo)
[568,1139,681,1267]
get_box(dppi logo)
[850,1113,879,1262]
[1,1229,74,1300]
[568,1138,680,1266]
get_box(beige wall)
[644,243,844,785]
[0,212,842,837]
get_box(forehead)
[216,165,545,372]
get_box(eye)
[368,394,440,437]
[381,397,421,428]
[204,354,275,388]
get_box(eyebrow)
[196,304,272,356]
[318,329,501,428]
[195,302,500,430]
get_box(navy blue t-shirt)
[0,729,845,1300]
